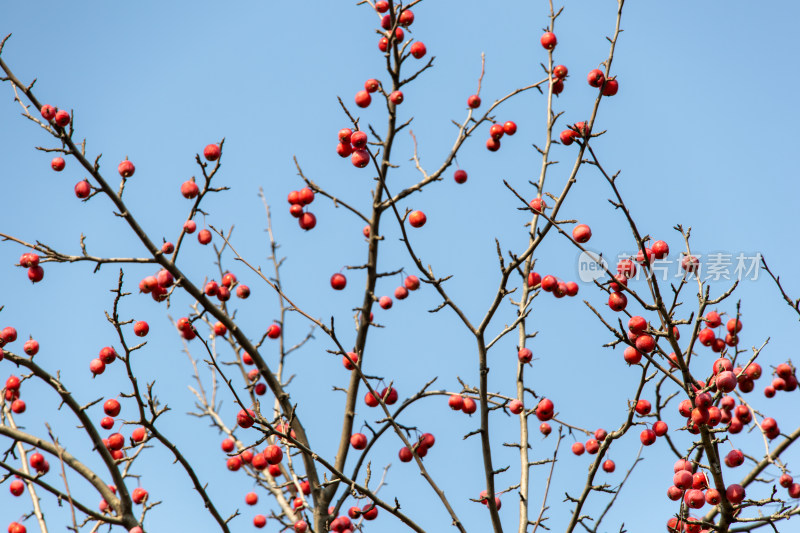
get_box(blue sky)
[1,1,800,532]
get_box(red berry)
[454,169,467,183]
[74,180,91,198]
[394,286,409,300]
[571,442,585,455]
[51,157,65,171]
[467,95,481,108]
[374,1,389,13]
[350,433,367,450]
[408,210,427,228]
[379,295,393,309]
[236,285,250,299]
[486,137,501,151]
[540,32,557,50]
[343,352,359,370]
[267,324,281,339]
[448,394,464,410]
[355,90,372,108]
[351,131,368,148]
[133,321,149,337]
[204,144,221,161]
[560,130,577,145]
[378,37,389,52]
[602,459,615,472]
[410,41,427,58]
[398,9,414,26]
[651,240,669,259]
[540,422,552,436]
[404,275,420,290]
[389,90,404,104]
[54,109,71,127]
[237,409,256,429]
[132,427,146,442]
[587,69,605,88]
[490,123,505,140]
[184,220,197,234]
[364,80,380,93]
[572,224,592,243]
[23,339,39,356]
[602,79,619,96]
[351,149,371,168]
[90,358,106,375]
[639,429,656,446]
[654,420,668,436]
[198,229,212,244]
[331,273,347,290]
[550,79,564,95]
[299,187,315,205]
[181,180,200,199]
[503,121,517,135]
[608,292,627,312]
[40,104,56,120]
[118,160,135,178]
[553,65,568,79]
[104,399,121,417]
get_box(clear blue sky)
[1,1,799,532]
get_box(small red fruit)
[184,220,197,234]
[237,409,255,429]
[379,295,393,309]
[40,104,56,120]
[408,210,427,228]
[571,442,585,456]
[572,224,592,243]
[350,433,367,450]
[104,399,121,417]
[503,121,517,135]
[351,131,368,148]
[394,286,409,300]
[364,80,380,93]
[267,324,281,339]
[299,212,317,230]
[204,144,221,161]
[486,137,501,151]
[351,149,371,168]
[651,240,669,259]
[198,229,212,244]
[331,273,347,290]
[467,95,481,108]
[389,90,404,104]
[355,90,372,108]
[90,358,106,375]
[602,459,615,473]
[518,347,533,364]
[448,394,464,410]
[51,157,66,171]
[553,65,568,78]
[23,339,39,356]
[602,79,619,96]
[133,321,149,337]
[54,109,71,127]
[587,69,605,88]
[181,180,200,199]
[118,160,135,178]
[410,41,427,58]
[398,9,414,26]
[462,396,477,414]
[75,180,91,198]
[454,169,467,183]
[540,32,557,50]
[608,292,628,312]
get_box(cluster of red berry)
[287,187,317,230]
[17,252,44,283]
[485,120,517,152]
[220,432,313,529]
[398,432,435,463]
